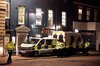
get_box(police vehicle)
[19,37,57,56]
[52,31,85,55]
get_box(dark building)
[0,0,100,56]
[73,0,100,51]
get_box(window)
[62,12,66,26]
[53,34,57,38]
[38,39,44,46]
[5,2,10,19]
[94,9,98,22]
[46,39,56,45]
[59,34,63,42]
[78,8,82,20]
[24,38,39,44]
[36,8,43,25]
[18,6,25,25]
[46,39,52,45]
[48,10,53,26]
[86,10,90,21]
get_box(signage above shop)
[41,28,51,33]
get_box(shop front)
[73,21,100,51]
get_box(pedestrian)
[85,40,90,56]
[5,38,15,64]
[56,40,65,58]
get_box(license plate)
[21,51,26,53]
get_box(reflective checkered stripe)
[65,42,85,49]
[34,45,56,50]
[34,43,85,51]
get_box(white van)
[52,31,85,55]
[19,37,57,56]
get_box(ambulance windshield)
[24,38,39,44]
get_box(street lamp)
[55,0,57,31]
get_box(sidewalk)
[0,55,31,64]
[88,50,100,55]
[0,50,100,64]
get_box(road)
[0,51,100,66]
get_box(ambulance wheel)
[34,52,39,57]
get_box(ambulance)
[19,37,57,56]
[52,31,85,55]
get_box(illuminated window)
[5,2,10,19]
[62,12,66,26]
[86,10,90,21]
[94,9,98,22]
[18,6,25,25]
[48,10,53,26]
[78,8,82,20]
[36,8,42,25]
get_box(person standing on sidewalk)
[5,38,15,64]
[85,40,90,56]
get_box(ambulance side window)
[59,34,63,42]
[70,36,74,42]
[46,39,52,45]
[38,40,44,46]
[53,34,57,38]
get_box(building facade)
[0,0,100,56]
[73,0,100,51]
[0,0,6,56]
[3,0,73,55]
